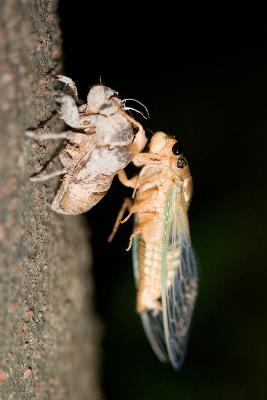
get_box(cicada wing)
[132,187,198,369]
[132,237,169,363]
[161,187,198,369]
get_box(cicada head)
[86,85,122,115]
[150,132,190,178]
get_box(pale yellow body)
[109,132,193,313]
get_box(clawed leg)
[107,198,133,243]
[30,168,68,182]
[132,152,165,167]
[131,121,147,154]
[121,190,158,225]
[26,129,75,182]
[117,169,138,189]
[25,130,76,141]
[56,94,81,128]
[57,75,78,101]
[108,189,158,241]
[126,213,157,251]
[122,111,147,154]
[126,227,143,251]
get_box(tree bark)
[0,1,102,399]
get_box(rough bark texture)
[0,1,102,399]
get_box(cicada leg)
[30,168,69,182]
[132,152,166,167]
[122,111,147,154]
[25,130,77,141]
[57,75,79,100]
[126,211,158,251]
[55,94,81,129]
[107,198,133,243]
[117,170,139,188]
[122,192,158,225]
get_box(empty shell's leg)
[56,94,81,128]
[57,75,78,100]
[107,198,133,243]
[25,130,76,141]
[121,110,147,154]
[30,168,68,182]
[131,121,147,153]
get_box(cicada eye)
[177,156,187,168]
[172,141,183,155]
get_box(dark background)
[58,7,267,400]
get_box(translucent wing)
[132,185,198,370]
[132,238,169,363]
[161,186,198,368]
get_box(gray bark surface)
[0,1,102,399]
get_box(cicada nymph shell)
[26,75,147,214]
[109,131,198,369]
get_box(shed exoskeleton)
[26,75,147,214]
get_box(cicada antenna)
[122,98,150,119]
[123,107,148,119]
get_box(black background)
[58,7,267,400]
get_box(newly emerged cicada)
[26,75,147,214]
[109,131,198,369]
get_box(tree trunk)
[0,1,102,399]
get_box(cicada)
[109,131,198,369]
[26,75,147,214]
